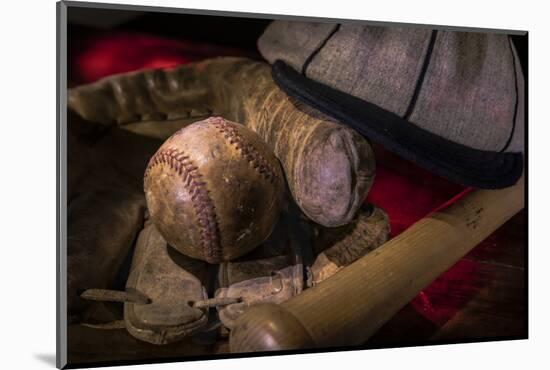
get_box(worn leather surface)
[308,204,390,286]
[67,111,160,318]
[68,190,145,317]
[214,203,390,329]
[124,220,210,345]
[215,205,309,329]
[68,57,375,227]
[144,116,285,263]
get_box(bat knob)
[229,303,315,353]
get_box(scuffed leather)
[68,190,145,317]
[214,202,309,329]
[124,220,210,345]
[67,112,160,318]
[144,117,285,263]
[68,57,375,227]
[216,264,303,330]
[308,204,390,286]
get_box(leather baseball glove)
[68,57,389,344]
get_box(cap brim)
[272,60,523,189]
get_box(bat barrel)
[230,177,524,352]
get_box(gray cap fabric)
[258,21,524,154]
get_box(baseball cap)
[258,21,525,189]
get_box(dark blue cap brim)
[272,60,524,189]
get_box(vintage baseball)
[144,116,285,263]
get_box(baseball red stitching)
[209,117,278,183]
[144,148,222,263]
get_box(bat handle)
[230,304,315,352]
[230,177,524,353]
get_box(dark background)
[67,7,528,82]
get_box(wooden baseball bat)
[229,176,525,352]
